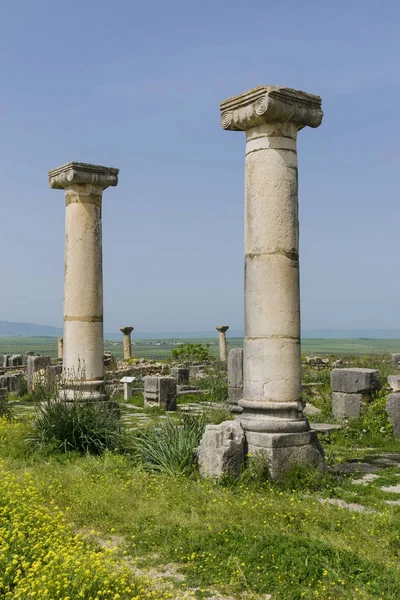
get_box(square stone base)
[332,392,370,420]
[245,430,324,481]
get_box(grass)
[3,336,400,359]
[1,413,400,599]
[2,353,400,598]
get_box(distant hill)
[0,320,63,337]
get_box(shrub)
[126,413,209,475]
[171,342,214,363]
[27,399,122,454]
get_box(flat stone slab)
[380,484,400,494]
[336,462,382,474]
[385,500,400,506]
[310,423,342,434]
[352,473,380,485]
[372,458,400,467]
[316,497,376,513]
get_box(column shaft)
[244,122,301,407]
[219,332,228,362]
[63,183,104,387]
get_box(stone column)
[57,337,63,361]
[216,325,229,362]
[220,86,323,477]
[49,162,119,401]
[120,326,134,360]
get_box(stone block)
[388,376,400,392]
[197,420,245,479]
[228,348,243,410]
[189,365,205,380]
[2,355,11,368]
[143,376,177,411]
[27,356,51,391]
[244,430,324,481]
[10,355,23,367]
[392,354,400,369]
[332,392,368,419]
[331,368,380,394]
[386,394,400,438]
[170,367,190,385]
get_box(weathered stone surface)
[392,354,400,369]
[120,327,134,360]
[189,365,205,380]
[2,355,11,368]
[331,368,380,394]
[216,326,229,362]
[245,430,324,481]
[388,376,400,392]
[27,356,51,391]
[197,419,245,479]
[144,376,177,411]
[332,391,366,419]
[386,393,400,437]
[10,355,23,367]
[170,367,190,385]
[227,348,243,411]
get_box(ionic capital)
[220,86,322,132]
[216,325,229,334]
[48,162,119,190]
[120,327,134,335]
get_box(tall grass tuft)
[127,413,208,475]
[27,399,122,454]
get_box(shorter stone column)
[228,348,243,414]
[216,326,229,362]
[331,368,380,419]
[57,337,63,362]
[144,376,177,411]
[10,355,23,367]
[120,327,134,360]
[27,356,51,391]
[392,354,400,369]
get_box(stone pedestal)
[27,356,51,391]
[170,367,190,385]
[331,368,380,420]
[216,326,229,362]
[49,162,119,401]
[144,376,177,411]
[120,326,134,359]
[220,86,324,477]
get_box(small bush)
[126,413,208,475]
[27,399,122,454]
[171,342,214,363]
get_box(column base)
[245,430,324,480]
[59,380,108,403]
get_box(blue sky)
[0,0,399,333]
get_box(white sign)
[120,376,136,383]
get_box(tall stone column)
[57,336,63,361]
[49,162,119,401]
[216,326,229,362]
[220,86,324,477]
[120,326,134,359]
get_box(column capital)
[216,325,229,334]
[48,162,119,190]
[120,326,134,335]
[220,85,322,132]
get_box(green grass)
[2,336,400,359]
[1,413,400,599]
